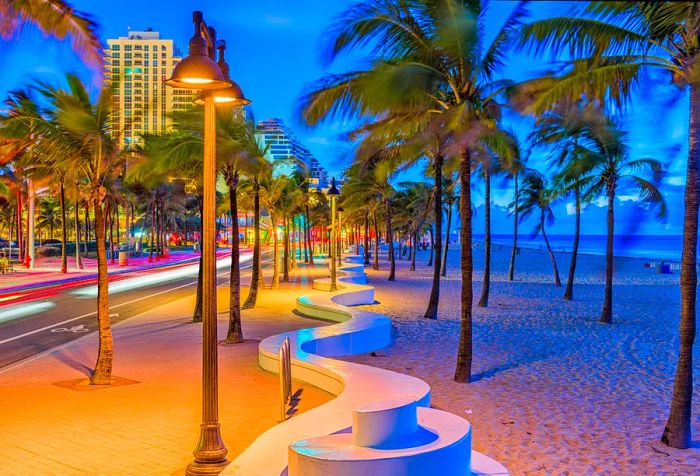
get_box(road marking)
[51,324,90,333]
[0,257,269,346]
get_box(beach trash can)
[118,250,129,266]
[657,262,671,274]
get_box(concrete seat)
[225,256,508,476]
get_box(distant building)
[255,118,329,186]
[104,29,196,149]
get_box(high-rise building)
[104,29,195,149]
[256,118,329,187]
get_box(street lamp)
[327,177,340,291]
[336,206,344,265]
[165,11,248,476]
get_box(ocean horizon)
[473,234,684,261]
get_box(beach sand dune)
[344,245,699,475]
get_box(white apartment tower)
[104,29,195,149]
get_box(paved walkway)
[0,262,333,475]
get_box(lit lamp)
[336,206,344,265]
[164,10,249,476]
[327,178,340,291]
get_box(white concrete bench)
[224,256,508,476]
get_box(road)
[0,250,272,370]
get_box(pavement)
[0,261,334,475]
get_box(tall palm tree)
[0,0,101,66]
[527,101,607,300]
[37,74,124,385]
[516,170,560,286]
[517,2,699,447]
[475,129,519,308]
[300,0,529,380]
[576,116,666,323]
[440,169,457,277]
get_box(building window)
[111,44,119,50]
[152,60,158,66]
[112,59,119,66]
[125,60,132,66]
[125,45,132,51]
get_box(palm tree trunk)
[282,214,289,282]
[600,188,615,323]
[425,156,443,319]
[243,182,261,309]
[663,81,698,450]
[83,205,89,255]
[272,214,280,287]
[373,210,380,270]
[193,196,204,322]
[16,190,23,260]
[508,172,519,281]
[307,205,314,265]
[441,202,452,276]
[563,186,581,300]
[427,223,434,266]
[90,197,112,385]
[59,180,67,274]
[109,204,115,264]
[455,148,473,382]
[226,172,243,344]
[149,203,155,262]
[410,230,417,271]
[291,216,298,270]
[478,170,492,307]
[541,209,561,286]
[386,198,395,281]
[363,208,370,265]
[74,197,83,270]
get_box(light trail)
[0,302,55,325]
[71,253,254,297]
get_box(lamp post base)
[185,459,230,475]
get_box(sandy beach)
[345,244,700,475]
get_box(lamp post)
[336,206,344,266]
[327,177,339,291]
[165,11,248,475]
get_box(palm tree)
[517,170,560,286]
[0,0,101,66]
[507,149,527,282]
[576,116,666,323]
[517,2,699,447]
[300,0,529,380]
[440,169,458,277]
[37,195,60,239]
[36,74,124,384]
[527,101,607,300]
[475,129,519,308]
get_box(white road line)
[0,258,268,346]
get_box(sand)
[344,244,700,475]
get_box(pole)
[330,196,337,291]
[187,94,228,474]
[27,178,35,269]
[337,211,342,265]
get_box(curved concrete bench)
[225,256,508,476]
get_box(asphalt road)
[0,251,272,370]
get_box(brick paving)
[0,263,333,475]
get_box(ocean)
[477,234,684,261]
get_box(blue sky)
[0,1,689,235]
